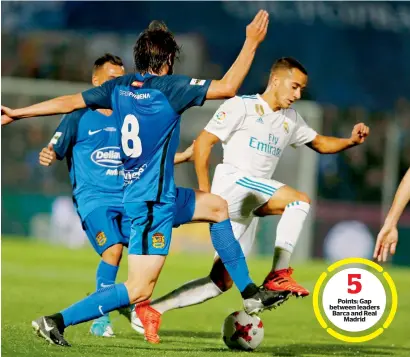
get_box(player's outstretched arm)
[206,10,269,99]
[1,94,85,125]
[373,168,410,262]
[306,123,370,154]
[174,141,195,165]
[194,130,221,193]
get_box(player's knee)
[102,244,123,266]
[211,195,229,222]
[125,282,154,304]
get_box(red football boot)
[263,267,310,297]
[135,301,162,344]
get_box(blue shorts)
[126,187,196,256]
[83,206,130,256]
[173,187,196,227]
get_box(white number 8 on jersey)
[121,114,142,158]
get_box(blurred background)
[2,1,410,264]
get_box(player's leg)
[83,208,125,293]
[129,187,218,335]
[254,184,311,296]
[31,203,170,347]
[189,190,259,298]
[116,211,141,329]
[134,189,288,343]
[133,254,236,338]
[83,207,126,337]
[135,206,265,343]
[32,252,164,347]
[155,186,289,306]
[183,189,290,311]
[208,217,259,292]
[127,201,175,344]
[147,217,257,316]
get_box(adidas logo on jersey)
[256,117,264,124]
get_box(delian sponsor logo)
[91,146,122,168]
[119,90,150,100]
[124,164,148,185]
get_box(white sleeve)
[204,96,245,142]
[289,110,318,147]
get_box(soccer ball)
[222,310,264,351]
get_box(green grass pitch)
[2,237,410,356]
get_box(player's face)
[273,68,307,108]
[93,63,125,86]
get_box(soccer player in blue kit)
[2,11,290,347]
[38,53,195,338]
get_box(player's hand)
[246,10,269,45]
[1,106,15,126]
[182,140,195,162]
[350,123,369,145]
[39,143,57,167]
[373,224,398,262]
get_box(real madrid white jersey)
[204,94,317,179]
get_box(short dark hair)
[93,53,123,73]
[133,22,181,74]
[271,57,307,75]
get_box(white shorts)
[211,164,285,257]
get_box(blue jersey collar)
[135,72,157,81]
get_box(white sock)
[272,201,310,271]
[150,276,223,314]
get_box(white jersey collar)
[256,94,274,115]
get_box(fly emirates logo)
[249,134,282,157]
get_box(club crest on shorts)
[152,232,165,249]
[96,231,107,246]
[255,104,264,117]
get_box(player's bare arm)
[306,123,370,154]
[206,10,269,99]
[194,130,220,193]
[174,141,195,165]
[39,144,57,167]
[1,94,86,125]
[373,167,410,262]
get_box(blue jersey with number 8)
[82,73,210,204]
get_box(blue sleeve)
[50,110,83,160]
[150,75,211,114]
[81,77,119,109]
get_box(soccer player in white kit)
[133,57,370,342]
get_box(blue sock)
[96,260,119,290]
[210,219,253,292]
[61,283,130,327]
